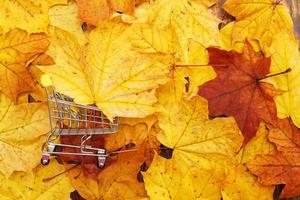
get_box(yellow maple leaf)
[0,0,49,33]
[119,114,158,131]
[49,1,88,45]
[221,164,274,200]
[130,24,216,106]
[238,123,276,164]
[157,96,243,168]
[0,93,49,177]
[0,29,49,102]
[144,96,274,199]
[148,0,220,62]
[41,21,169,120]
[223,0,293,48]
[104,123,157,151]
[68,146,149,200]
[0,160,74,199]
[263,32,300,128]
[143,153,223,200]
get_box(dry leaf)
[0,93,49,177]
[0,0,49,33]
[0,29,49,102]
[199,41,279,143]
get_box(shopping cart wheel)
[41,155,50,165]
[97,156,106,169]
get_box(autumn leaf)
[157,96,243,165]
[119,114,158,131]
[144,96,273,200]
[77,0,112,26]
[0,0,49,34]
[239,123,276,164]
[104,123,155,151]
[41,21,169,120]
[221,164,274,200]
[0,93,49,177]
[0,160,74,199]
[49,0,88,45]
[263,32,300,128]
[223,0,294,48]
[247,152,300,198]
[199,41,281,143]
[148,0,220,62]
[130,24,216,106]
[268,119,300,153]
[76,0,145,26]
[68,144,150,200]
[0,29,49,102]
[144,153,223,200]
[246,118,300,198]
[1,0,300,198]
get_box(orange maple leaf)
[0,29,49,102]
[247,118,300,198]
[77,0,143,26]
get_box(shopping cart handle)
[41,74,53,87]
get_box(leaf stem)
[258,68,291,81]
[43,163,80,182]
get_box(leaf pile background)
[1,0,300,199]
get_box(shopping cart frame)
[41,86,118,168]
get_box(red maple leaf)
[199,41,286,143]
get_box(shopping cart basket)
[40,76,118,169]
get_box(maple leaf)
[144,153,223,200]
[41,22,169,120]
[144,96,273,200]
[239,123,276,164]
[223,0,294,48]
[221,164,274,200]
[77,0,111,26]
[247,118,300,198]
[0,93,49,177]
[263,32,300,128]
[49,1,88,45]
[0,160,74,199]
[268,119,300,153]
[76,0,145,26]
[148,0,220,62]
[130,24,216,107]
[0,0,49,34]
[119,114,158,130]
[104,123,157,151]
[247,152,300,198]
[199,41,282,143]
[0,29,49,102]
[157,96,243,169]
[68,143,151,200]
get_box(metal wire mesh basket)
[41,86,118,169]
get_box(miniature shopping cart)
[40,76,118,169]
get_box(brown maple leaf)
[199,41,286,143]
